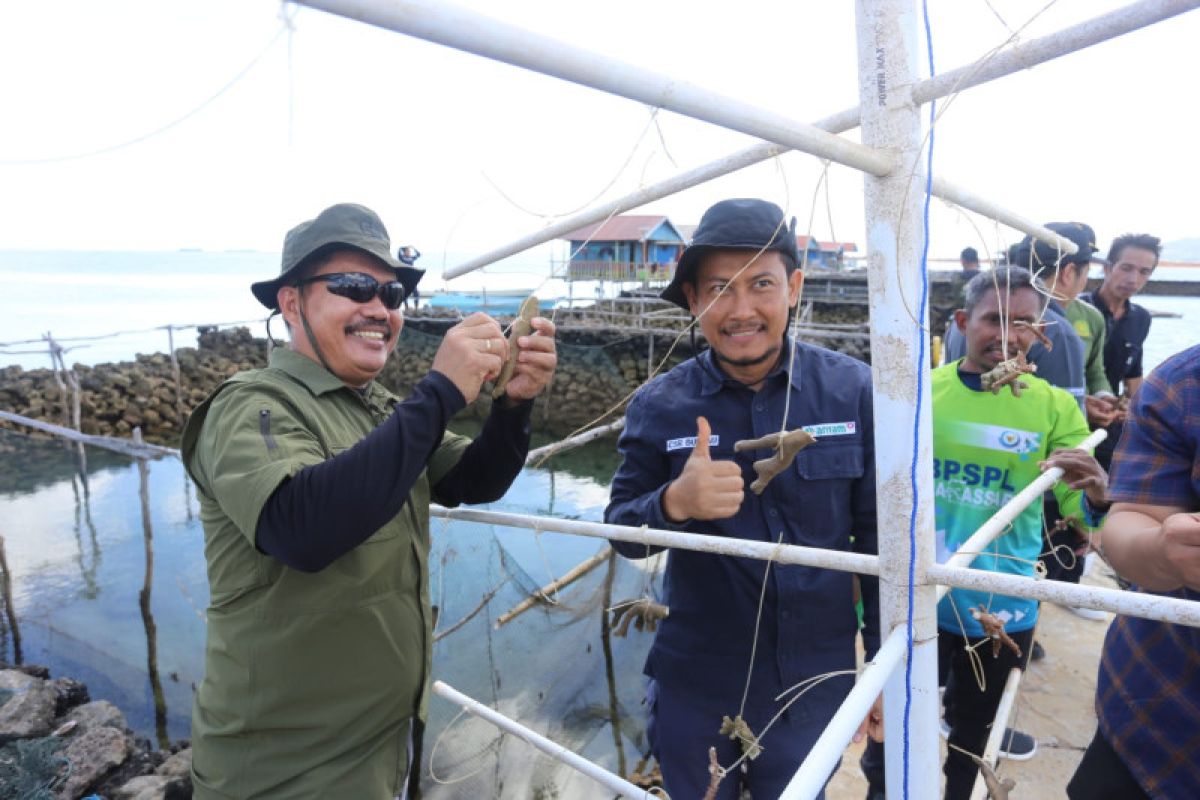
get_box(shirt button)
[755,402,765,412]
[769,508,779,517]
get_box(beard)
[712,339,782,369]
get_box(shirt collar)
[1087,290,1114,317]
[269,347,359,397]
[697,338,804,396]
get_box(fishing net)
[0,737,68,800]
[424,512,664,799]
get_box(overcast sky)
[2,0,1198,282]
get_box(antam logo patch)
[802,421,856,437]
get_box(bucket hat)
[661,198,798,310]
[251,203,425,310]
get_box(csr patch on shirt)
[666,435,719,452]
[802,421,856,437]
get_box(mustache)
[345,321,393,339]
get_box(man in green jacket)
[1011,223,1118,609]
[1011,221,1116,423]
[182,203,557,799]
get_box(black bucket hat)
[251,203,425,310]
[661,198,798,310]
[1013,221,1099,272]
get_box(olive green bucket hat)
[251,203,425,310]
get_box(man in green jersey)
[182,203,557,799]
[935,266,1109,796]
[862,267,1109,799]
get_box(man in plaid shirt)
[1068,344,1200,799]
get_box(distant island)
[1163,238,1200,262]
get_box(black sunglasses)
[298,272,407,309]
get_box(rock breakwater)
[0,665,191,800]
[0,315,872,447]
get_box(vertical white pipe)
[854,1,941,797]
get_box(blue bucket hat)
[251,203,425,310]
[661,198,798,311]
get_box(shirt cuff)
[649,484,693,531]
[1081,494,1109,528]
[425,370,468,416]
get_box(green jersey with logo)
[933,361,1092,637]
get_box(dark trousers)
[860,626,1035,800]
[1094,420,1123,474]
[1067,727,1149,800]
[648,677,842,800]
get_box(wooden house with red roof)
[796,235,859,269]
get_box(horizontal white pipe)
[449,143,792,277]
[780,626,908,800]
[936,428,1107,601]
[930,177,1077,255]
[914,0,1200,106]
[525,418,625,465]
[928,563,1200,628]
[298,0,896,239]
[968,667,1022,800]
[433,504,1200,628]
[434,0,1194,277]
[429,506,881,575]
[431,680,654,799]
[0,410,179,460]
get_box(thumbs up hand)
[661,417,746,522]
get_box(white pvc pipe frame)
[292,0,1200,796]
[431,680,656,799]
[968,667,1022,800]
[294,0,1200,279]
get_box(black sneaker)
[1030,640,1046,661]
[998,728,1037,761]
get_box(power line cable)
[0,21,291,166]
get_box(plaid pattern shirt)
[1097,344,1200,798]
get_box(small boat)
[426,289,543,315]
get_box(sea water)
[0,426,652,798]
[2,251,1198,794]
[0,249,624,370]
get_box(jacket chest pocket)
[784,442,865,547]
[795,443,865,481]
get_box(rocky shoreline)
[0,665,190,800]
[0,309,874,448]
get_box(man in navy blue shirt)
[1080,233,1160,472]
[605,198,880,799]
